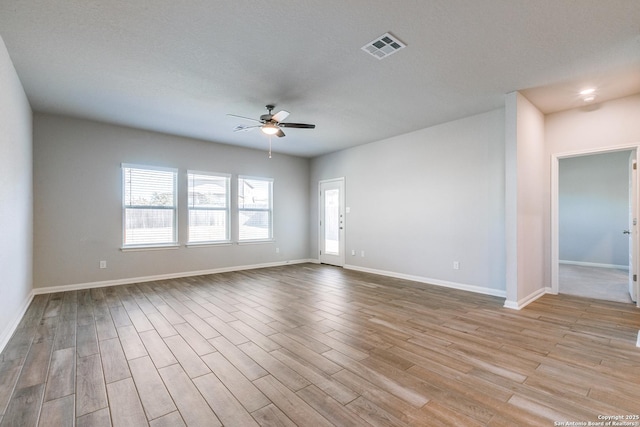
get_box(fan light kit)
[261,123,279,135]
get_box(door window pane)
[324,188,340,254]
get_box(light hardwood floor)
[1,264,639,426]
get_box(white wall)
[559,151,630,267]
[546,94,640,154]
[504,92,546,308]
[33,114,310,289]
[310,109,506,296]
[0,36,33,349]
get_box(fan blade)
[227,114,261,123]
[276,128,285,138]
[272,110,290,123]
[233,125,260,132]
[279,122,315,129]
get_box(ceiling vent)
[361,32,406,60]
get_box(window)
[238,176,273,241]
[188,171,230,244]
[122,164,177,247]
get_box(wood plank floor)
[1,263,639,426]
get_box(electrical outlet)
[361,250,365,257]
[453,261,460,270]
[351,249,356,256]
[100,260,107,269]
[275,247,280,254]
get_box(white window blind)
[238,176,273,241]
[122,164,177,247]
[188,172,230,243]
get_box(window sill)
[121,244,180,252]
[237,239,275,245]
[186,242,233,248]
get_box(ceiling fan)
[227,105,315,138]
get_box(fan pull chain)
[268,135,272,158]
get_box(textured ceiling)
[1,0,639,157]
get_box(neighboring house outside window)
[122,164,178,248]
[188,171,230,244]
[238,176,273,241]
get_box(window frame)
[237,175,274,243]
[187,170,231,246]
[121,163,179,250]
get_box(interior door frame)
[551,143,640,308]
[318,177,345,267]
[629,152,638,303]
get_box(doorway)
[319,178,345,266]
[552,148,638,305]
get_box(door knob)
[623,230,631,235]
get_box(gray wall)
[310,109,506,294]
[559,151,630,267]
[0,36,33,347]
[33,113,310,289]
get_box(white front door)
[319,178,345,266]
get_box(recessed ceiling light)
[583,96,595,103]
[579,88,596,95]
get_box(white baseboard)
[503,286,551,310]
[0,291,35,354]
[559,260,629,270]
[343,264,507,298]
[32,259,314,295]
